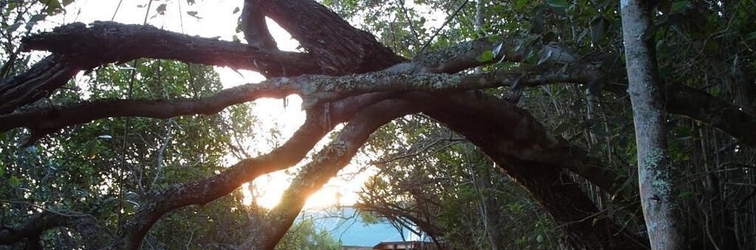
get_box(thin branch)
[418,0,469,54]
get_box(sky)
[45,0,375,209]
[304,207,425,246]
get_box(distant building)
[372,241,442,250]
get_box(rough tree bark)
[620,0,682,249]
[0,0,753,249]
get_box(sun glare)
[57,0,371,212]
[245,176,364,210]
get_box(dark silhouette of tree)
[1,0,755,249]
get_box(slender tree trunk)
[472,1,502,249]
[473,0,484,75]
[472,163,502,250]
[620,1,682,249]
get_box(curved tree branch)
[254,93,440,249]
[666,84,756,146]
[118,92,395,249]
[259,0,405,74]
[424,91,650,249]
[21,22,315,75]
[0,0,752,248]
[0,210,108,249]
[0,21,317,115]
[6,17,754,148]
[0,54,80,115]
[241,0,278,50]
[0,63,588,145]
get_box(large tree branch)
[7,17,754,199]
[120,114,325,249]
[241,0,278,51]
[254,93,440,249]
[117,92,394,249]
[424,91,635,207]
[7,18,755,149]
[260,0,404,74]
[0,54,80,115]
[424,92,650,249]
[0,21,317,115]
[0,21,507,115]
[0,2,751,247]
[21,22,316,75]
[666,84,756,145]
[0,81,297,145]
[0,64,586,145]
[0,210,108,249]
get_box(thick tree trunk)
[620,0,682,249]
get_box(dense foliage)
[0,2,339,248]
[342,0,756,249]
[1,0,756,249]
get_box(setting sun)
[244,179,358,209]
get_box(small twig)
[418,0,469,54]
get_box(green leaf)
[530,10,545,34]
[7,22,22,33]
[541,31,556,44]
[9,176,21,187]
[476,50,495,62]
[553,122,572,135]
[487,35,503,43]
[516,0,529,9]
[525,50,539,64]
[29,14,48,22]
[744,31,756,41]
[671,0,690,13]
[39,0,63,15]
[590,16,607,44]
[678,191,693,199]
[537,50,552,65]
[546,0,570,9]
[593,0,610,9]
[641,25,658,41]
[576,28,589,43]
[83,140,99,159]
